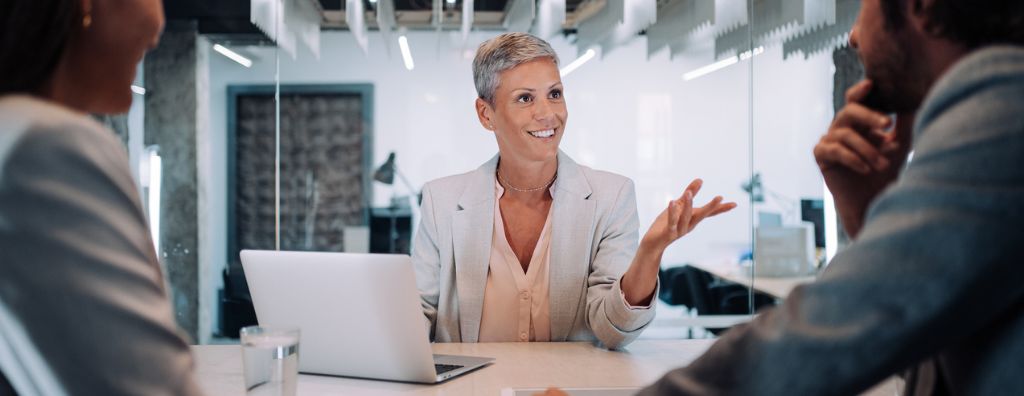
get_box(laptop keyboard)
[435,364,464,375]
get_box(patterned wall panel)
[234,92,367,255]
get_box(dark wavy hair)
[881,0,1024,48]
[0,0,78,95]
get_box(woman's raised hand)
[641,179,737,251]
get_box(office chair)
[659,265,775,335]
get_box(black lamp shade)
[374,152,396,185]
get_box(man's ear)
[81,0,93,27]
[476,97,495,131]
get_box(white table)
[194,340,713,395]
[193,341,899,395]
[688,260,816,299]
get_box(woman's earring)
[82,4,93,28]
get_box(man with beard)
[626,0,1024,395]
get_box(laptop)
[240,250,494,383]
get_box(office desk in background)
[688,260,816,300]
[193,341,899,395]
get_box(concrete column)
[144,21,202,342]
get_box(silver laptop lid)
[240,250,437,383]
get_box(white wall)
[751,48,836,223]
[202,30,835,306]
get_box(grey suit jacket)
[639,46,1024,396]
[412,151,657,349]
[0,96,202,395]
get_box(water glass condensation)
[241,326,300,396]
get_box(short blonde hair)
[472,32,559,104]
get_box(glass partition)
[205,34,284,342]
[134,0,879,342]
[119,18,280,343]
[748,0,860,309]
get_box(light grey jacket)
[412,151,657,349]
[639,46,1024,396]
[0,96,202,395]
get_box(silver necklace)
[497,169,557,193]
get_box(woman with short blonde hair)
[413,32,734,349]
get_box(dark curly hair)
[881,0,1024,48]
[0,0,78,95]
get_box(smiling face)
[476,57,567,165]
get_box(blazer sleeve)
[585,179,659,350]
[638,52,1024,396]
[411,182,442,339]
[0,121,203,396]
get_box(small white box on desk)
[342,225,370,253]
[754,222,816,277]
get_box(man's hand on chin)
[813,79,914,238]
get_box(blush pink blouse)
[478,180,554,342]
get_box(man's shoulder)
[917,46,1024,135]
[912,46,1024,159]
[929,45,1024,96]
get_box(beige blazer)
[412,151,657,349]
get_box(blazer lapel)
[451,156,498,343]
[548,151,596,341]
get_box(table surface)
[687,260,816,299]
[193,340,900,396]
[193,340,714,395]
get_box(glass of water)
[241,326,300,396]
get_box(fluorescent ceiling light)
[131,85,146,95]
[369,0,377,3]
[399,35,415,71]
[446,0,456,4]
[739,46,765,60]
[559,49,596,77]
[213,44,253,68]
[683,46,764,81]
[682,57,738,81]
